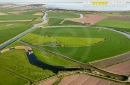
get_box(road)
[0,12,48,50]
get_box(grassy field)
[94,19,130,32]
[0,50,54,82]
[5,41,77,67]
[0,22,31,44]
[21,33,104,47]
[96,12,121,16]
[48,12,80,18]
[0,9,42,20]
[33,49,78,67]
[48,18,82,26]
[0,68,29,85]
[28,27,130,63]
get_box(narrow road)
[0,12,48,50]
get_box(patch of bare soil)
[0,20,32,22]
[33,12,44,16]
[65,14,108,24]
[58,74,121,85]
[0,12,8,15]
[104,60,130,75]
[8,11,27,15]
[39,78,58,85]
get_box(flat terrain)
[0,9,42,20]
[104,60,130,75]
[48,12,80,18]
[0,22,31,44]
[21,33,105,47]
[66,14,107,24]
[0,50,54,82]
[33,49,78,67]
[94,19,130,32]
[21,27,130,63]
[0,68,28,85]
[48,18,82,26]
[40,74,121,85]
[91,52,130,68]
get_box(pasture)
[0,8,43,20]
[19,27,130,63]
[94,19,130,32]
[21,33,105,47]
[0,50,54,82]
[29,27,130,63]
[0,68,28,85]
[48,12,80,18]
[0,22,31,44]
[48,18,82,26]
[33,49,78,67]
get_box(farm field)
[0,68,28,85]
[21,27,130,63]
[96,12,121,16]
[0,9,43,20]
[0,22,31,44]
[0,50,54,82]
[40,74,122,85]
[48,12,80,18]
[5,41,78,67]
[93,19,130,32]
[104,60,130,75]
[21,33,105,47]
[48,18,82,26]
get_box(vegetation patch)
[0,22,31,44]
[93,19,130,32]
[29,27,130,63]
[0,50,54,81]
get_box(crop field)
[40,74,122,85]
[0,22,31,44]
[0,68,28,85]
[0,50,54,82]
[0,9,43,20]
[20,27,130,63]
[96,12,121,16]
[48,18,82,26]
[93,19,130,32]
[48,12,80,18]
[21,33,105,47]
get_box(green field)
[5,41,77,67]
[21,33,104,47]
[97,12,121,16]
[0,50,54,82]
[94,19,130,32]
[0,9,42,20]
[0,22,31,44]
[48,18,82,26]
[48,12,80,18]
[33,49,77,66]
[0,68,28,85]
[27,27,130,63]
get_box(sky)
[1,0,130,2]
